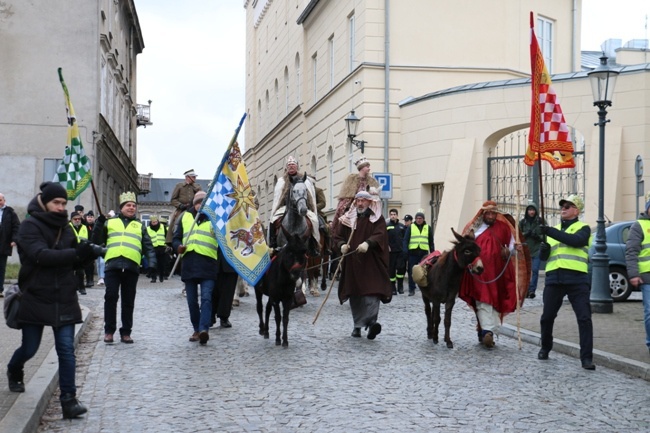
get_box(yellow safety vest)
[546,221,591,273]
[637,219,650,274]
[181,211,218,260]
[147,225,167,248]
[70,223,88,242]
[408,224,429,251]
[104,218,143,265]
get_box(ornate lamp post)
[587,55,619,314]
[345,110,366,153]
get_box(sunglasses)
[72,218,82,221]
[561,204,576,210]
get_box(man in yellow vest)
[70,211,88,295]
[172,191,218,345]
[625,193,650,357]
[146,215,167,283]
[92,192,156,344]
[403,211,434,296]
[538,194,594,370]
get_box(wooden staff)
[312,223,356,325]
[168,208,201,277]
[89,179,103,216]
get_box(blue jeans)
[8,324,76,395]
[641,284,650,349]
[185,279,215,332]
[96,257,105,279]
[528,254,544,294]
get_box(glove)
[165,246,173,254]
[178,204,187,211]
[341,244,350,254]
[96,214,107,224]
[75,241,95,261]
[539,241,551,261]
[177,245,187,255]
[539,223,549,235]
[357,242,369,254]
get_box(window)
[284,67,289,114]
[328,34,334,89]
[295,53,301,105]
[349,14,356,72]
[312,53,318,101]
[536,17,553,73]
[43,158,64,183]
[327,147,333,207]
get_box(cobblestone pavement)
[34,277,650,433]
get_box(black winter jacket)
[0,205,20,256]
[16,197,82,327]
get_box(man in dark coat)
[386,208,406,295]
[211,245,238,329]
[8,182,99,418]
[0,192,20,296]
[519,203,544,298]
[333,190,392,339]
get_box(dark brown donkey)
[417,228,484,348]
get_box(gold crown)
[119,191,137,206]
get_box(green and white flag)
[54,68,92,200]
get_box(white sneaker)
[181,288,186,297]
[97,278,105,286]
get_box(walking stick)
[515,190,522,350]
[312,224,356,325]
[168,210,202,278]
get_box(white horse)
[232,276,250,307]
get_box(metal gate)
[487,128,585,226]
[429,183,444,231]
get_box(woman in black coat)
[7,182,98,419]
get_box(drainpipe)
[383,0,390,215]
[572,0,577,72]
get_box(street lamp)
[587,55,619,314]
[345,110,366,153]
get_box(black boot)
[391,282,397,295]
[7,369,25,393]
[307,237,321,257]
[61,393,87,419]
[397,279,404,294]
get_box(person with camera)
[537,195,595,370]
[7,182,102,419]
[92,192,156,344]
[519,203,545,298]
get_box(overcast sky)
[134,1,650,179]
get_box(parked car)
[587,220,639,302]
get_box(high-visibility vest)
[637,219,650,274]
[70,223,88,242]
[408,224,429,251]
[104,218,143,265]
[147,225,167,247]
[546,221,591,273]
[181,211,218,260]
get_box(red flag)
[525,12,575,169]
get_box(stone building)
[242,0,650,249]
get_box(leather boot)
[397,279,404,294]
[7,368,25,393]
[61,393,88,419]
[391,282,397,295]
[307,237,321,257]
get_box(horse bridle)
[453,249,482,274]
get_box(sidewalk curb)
[0,305,93,433]
[501,323,650,381]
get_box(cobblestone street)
[35,277,650,432]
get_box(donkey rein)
[304,250,358,271]
[469,250,513,284]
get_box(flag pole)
[90,180,103,216]
[515,190,522,350]
[169,113,248,278]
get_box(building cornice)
[297,0,320,25]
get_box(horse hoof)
[432,338,439,344]
[275,340,281,346]
[232,300,240,307]
[263,334,269,339]
[282,341,288,348]
[446,341,454,349]
[310,289,320,297]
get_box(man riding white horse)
[269,156,321,257]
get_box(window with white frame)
[349,14,356,72]
[536,16,553,73]
[312,52,318,101]
[328,34,334,90]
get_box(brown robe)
[334,209,392,305]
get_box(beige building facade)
[244,0,649,249]
[0,0,147,219]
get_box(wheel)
[609,266,631,302]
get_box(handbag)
[3,284,22,329]
[290,287,307,310]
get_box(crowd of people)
[7,159,650,421]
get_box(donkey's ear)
[451,227,465,242]
[302,172,307,182]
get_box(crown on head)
[119,191,137,205]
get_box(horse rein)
[303,249,358,272]
[468,250,513,284]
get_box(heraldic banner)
[200,113,270,286]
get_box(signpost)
[373,172,393,199]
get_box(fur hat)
[119,191,137,208]
[559,194,584,212]
[354,191,373,200]
[193,191,207,205]
[355,157,370,171]
[184,169,197,178]
[39,182,67,205]
[150,215,159,223]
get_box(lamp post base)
[591,301,613,314]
